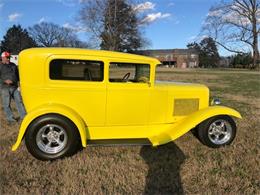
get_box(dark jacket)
[0,62,19,88]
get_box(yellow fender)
[12,103,87,151]
[149,106,242,146]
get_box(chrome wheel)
[36,124,68,154]
[208,119,232,145]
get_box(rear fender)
[12,103,87,151]
[149,106,242,146]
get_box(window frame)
[49,58,105,82]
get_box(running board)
[87,138,152,146]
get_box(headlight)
[211,98,221,105]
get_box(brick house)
[137,49,199,68]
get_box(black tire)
[25,114,81,160]
[197,115,236,148]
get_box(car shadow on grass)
[140,142,185,195]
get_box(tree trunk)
[252,0,259,70]
[252,37,259,70]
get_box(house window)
[191,54,197,59]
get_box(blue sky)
[0,0,224,54]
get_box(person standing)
[0,60,2,94]
[0,51,26,124]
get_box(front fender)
[149,106,242,146]
[12,103,87,151]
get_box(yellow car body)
[12,48,241,156]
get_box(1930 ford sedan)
[12,48,241,160]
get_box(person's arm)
[0,64,2,79]
[14,64,21,90]
[15,64,20,82]
[0,65,2,88]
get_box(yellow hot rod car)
[12,48,241,160]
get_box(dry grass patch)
[1,69,260,194]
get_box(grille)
[173,98,199,116]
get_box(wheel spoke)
[211,123,217,129]
[222,131,228,135]
[42,134,47,138]
[55,139,63,146]
[48,141,53,146]
[49,126,54,132]
[58,131,64,136]
[220,122,225,128]
[209,130,214,135]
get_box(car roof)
[19,48,160,63]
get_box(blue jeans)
[1,87,26,122]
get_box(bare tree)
[202,0,260,69]
[29,22,89,48]
[29,22,60,47]
[79,0,149,52]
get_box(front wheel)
[197,115,236,148]
[25,114,80,160]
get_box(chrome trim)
[211,98,221,105]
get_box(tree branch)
[215,40,246,54]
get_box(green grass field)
[1,69,259,194]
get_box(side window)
[155,64,164,81]
[49,59,104,81]
[109,63,150,83]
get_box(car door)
[47,55,107,126]
[106,61,151,126]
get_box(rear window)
[49,59,104,81]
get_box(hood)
[155,80,208,88]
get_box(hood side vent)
[173,98,199,116]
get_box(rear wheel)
[25,114,80,160]
[197,115,236,148]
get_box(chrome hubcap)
[208,119,232,145]
[36,124,68,154]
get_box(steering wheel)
[122,72,130,82]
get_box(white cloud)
[63,23,74,29]
[188,35,197,41]
[63,22,88,33]
[223,12,250,25]
[38,17,46,23]
[141,12,171,24]
[133,1,155,13]
[8,13,22,22]
[168,2,174,7]
[207,10,222,17]
[56,0,78,7]
[207,6,252,26]
[174,20,180,24]
[256,8,260,24]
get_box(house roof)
[137,49,198,55]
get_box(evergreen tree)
[1,25,37,54]
[187,37,220,68]
[199,37,220,68]
[231,53,253,68]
